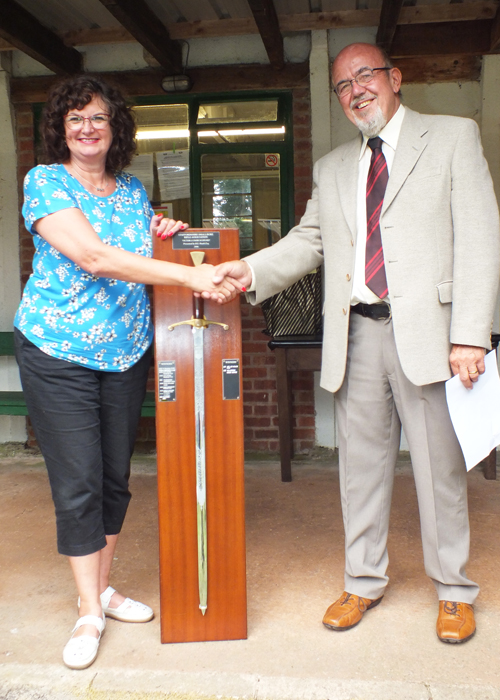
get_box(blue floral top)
[15,164,155,372]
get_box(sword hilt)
[168,317,229,331]
[190,251,205,321]
[168,250,229,331]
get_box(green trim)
[32,90,296,255]
[0,332,15,356]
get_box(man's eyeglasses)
[334,68,391,99]
[64,114,111,129]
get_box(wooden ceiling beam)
[0,3,496,51]
[247,0,284,69]
[9,53,483,106]
[490,6,500,50]
[395,54,482,82]
[376,0,405,54]
[391,19,493,56]
[9,62,310,104]
[0,0,82,74]
[97,0,182,72]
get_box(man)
[213,42,500,642]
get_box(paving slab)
[0,449,499,700]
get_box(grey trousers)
[335,312,479,604]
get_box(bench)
[268,333,499,482]
[268,334,323,481]
[0,331,156,418]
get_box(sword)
[168,251,228,615]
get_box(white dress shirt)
[351,104,405,305]
[247,104,406,297]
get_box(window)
[131,93,293,254]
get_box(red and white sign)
[265,153,279,168]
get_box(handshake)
[195,259,252,304]
[153,217,254,304]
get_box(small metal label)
[158,361,176,402]
[172,231,220,250]
[222,359,240,400]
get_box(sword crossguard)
[168,316,229,331]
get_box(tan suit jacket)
[247,107,500,392]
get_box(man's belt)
[351,303,391,320]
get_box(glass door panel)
[201,153,281,252]
[131,104,191,221]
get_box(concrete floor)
[0,447,499,700]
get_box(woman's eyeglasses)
[64,114,111,129]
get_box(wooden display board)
[153,229,247,643]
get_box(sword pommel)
[190,251,205,267]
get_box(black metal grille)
[260,268,323,337]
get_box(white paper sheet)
[127,153,154,200]
[445,350,500,470]
[156,150,190,201]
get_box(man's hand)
[212,260,252,289]
[195,260,251,304]
[198,259,253,304]
[186,264,244,304]
[449,344,486,389]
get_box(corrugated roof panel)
[321,0,358,9]
[13,0,120,32]
[210,0,253,18]
[173,0,220,21]
[146,0,187,23]
[274,0,312,13]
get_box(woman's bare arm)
[35,208,239,298]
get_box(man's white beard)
[352,102,387,138]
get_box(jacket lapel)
[334,136,361,239]
[383,107,429,213]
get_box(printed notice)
[127,153,154,200]
[156,150,190,201]
[222,359,240,400]
[158,361,176,402]
[172,231,220,250]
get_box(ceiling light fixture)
[135,129,190,140]
[161,75,192,93]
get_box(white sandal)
[100,585,154,623]
[63,614,105,670]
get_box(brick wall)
[15,103,36,288]
[239,86,316,455]
[16,86,315,455]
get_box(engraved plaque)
[158,361,176,402]
[222,359,240,400]
[172,231,220,250]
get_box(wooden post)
[153,229,247,643]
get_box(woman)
[14,75,237,670]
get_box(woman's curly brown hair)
[40,75,136,172]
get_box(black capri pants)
[14,328,152,557]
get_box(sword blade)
[193,325,208,614]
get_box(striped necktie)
[365,136,389,298]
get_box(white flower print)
[54,264,70,281]
[17,165,154,371]
[94,288,110,305]
[52,190,72,200]
[32,325,45,338]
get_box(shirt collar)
[359,103,406,160]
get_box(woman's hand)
[186,264,245,304]
[150,214,189,240]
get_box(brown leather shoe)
[322,591,383,631]
[436,601,476,643]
